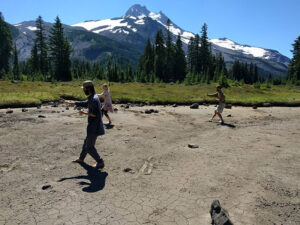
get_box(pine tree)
[49,16,72,81]
[154,29,166,81]
[0,14,13,74]
[199,23,212,76]
[30,41,39,73]
[165,19,175,81]
[287,36,300,83]
[34,16,49,78]
[173,34,187,82]
[12,43,20,80]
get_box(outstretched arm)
[206,92,218,97]
[78,111,96,117]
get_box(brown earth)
[0,104,299,225]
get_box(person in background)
[98,83,113,125]
[206,85,226,124]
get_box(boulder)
[190,103,199,109]
[252,105,258,109]
[6,110,13,114]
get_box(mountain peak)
[125,4,150,18]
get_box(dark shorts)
[101,108,108,116]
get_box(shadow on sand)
[58,162,108,193]
[104,124,114,129]
[217,122,236,128]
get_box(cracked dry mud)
[0,105,299,225]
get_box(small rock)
[114,108,118,112]
[145,109,152,114]
[52,102,59,107]
[37,105,41,109]
[6,110,13,114]
[38,115,46,118]
[123,168,134,173]
[66,107,69,110]
[172,104,177,107]
[225,104,232,109]
[51,111,56,113]
[22,108,28,112]
[120,105,125,108]
[252,105,258,109]
[42,185,52,190]
[227,114,232,117]
[188,144,199,149]
[124,105,129,109]
[190,103,199,109]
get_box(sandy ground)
[0,104,299,225]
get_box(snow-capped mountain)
[10,20,141,65]
[10,4,290,77]
[72,4,290,77]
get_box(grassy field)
[0,80,300,108]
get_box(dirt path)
[0,104,299,225]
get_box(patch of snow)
[168,25,181,36]
[134,19,145,25]
[138,14,146,19]
[210,38,268,58]
[111,28,129,35]
[14,24,22,27]
[72,19,128,31]
[149,12,161,20]
[132,28,137,32]
[129,16,136,20]
[26,26,37,31]
[23,31,26,35]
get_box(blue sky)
[1,0,299,58]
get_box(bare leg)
[216,112,224,123]
[209,110,217,122]
[106,114,112,124]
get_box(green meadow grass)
[0,81,300,107]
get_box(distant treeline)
[0,15,300,86]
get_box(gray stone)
[6,110,13,114]
[22,108,28,112]
[190,103,199,109]
[38,115,46,118]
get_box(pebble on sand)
[188,144,199,149]
[42,185,52,190]
[38,115,46,118]
[6,110,13,114]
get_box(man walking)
[62,81,105,169]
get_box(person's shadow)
[58,162,108,193]
[217,122,236,128]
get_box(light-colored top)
[208,91,225,103]
[98,89,113,112]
